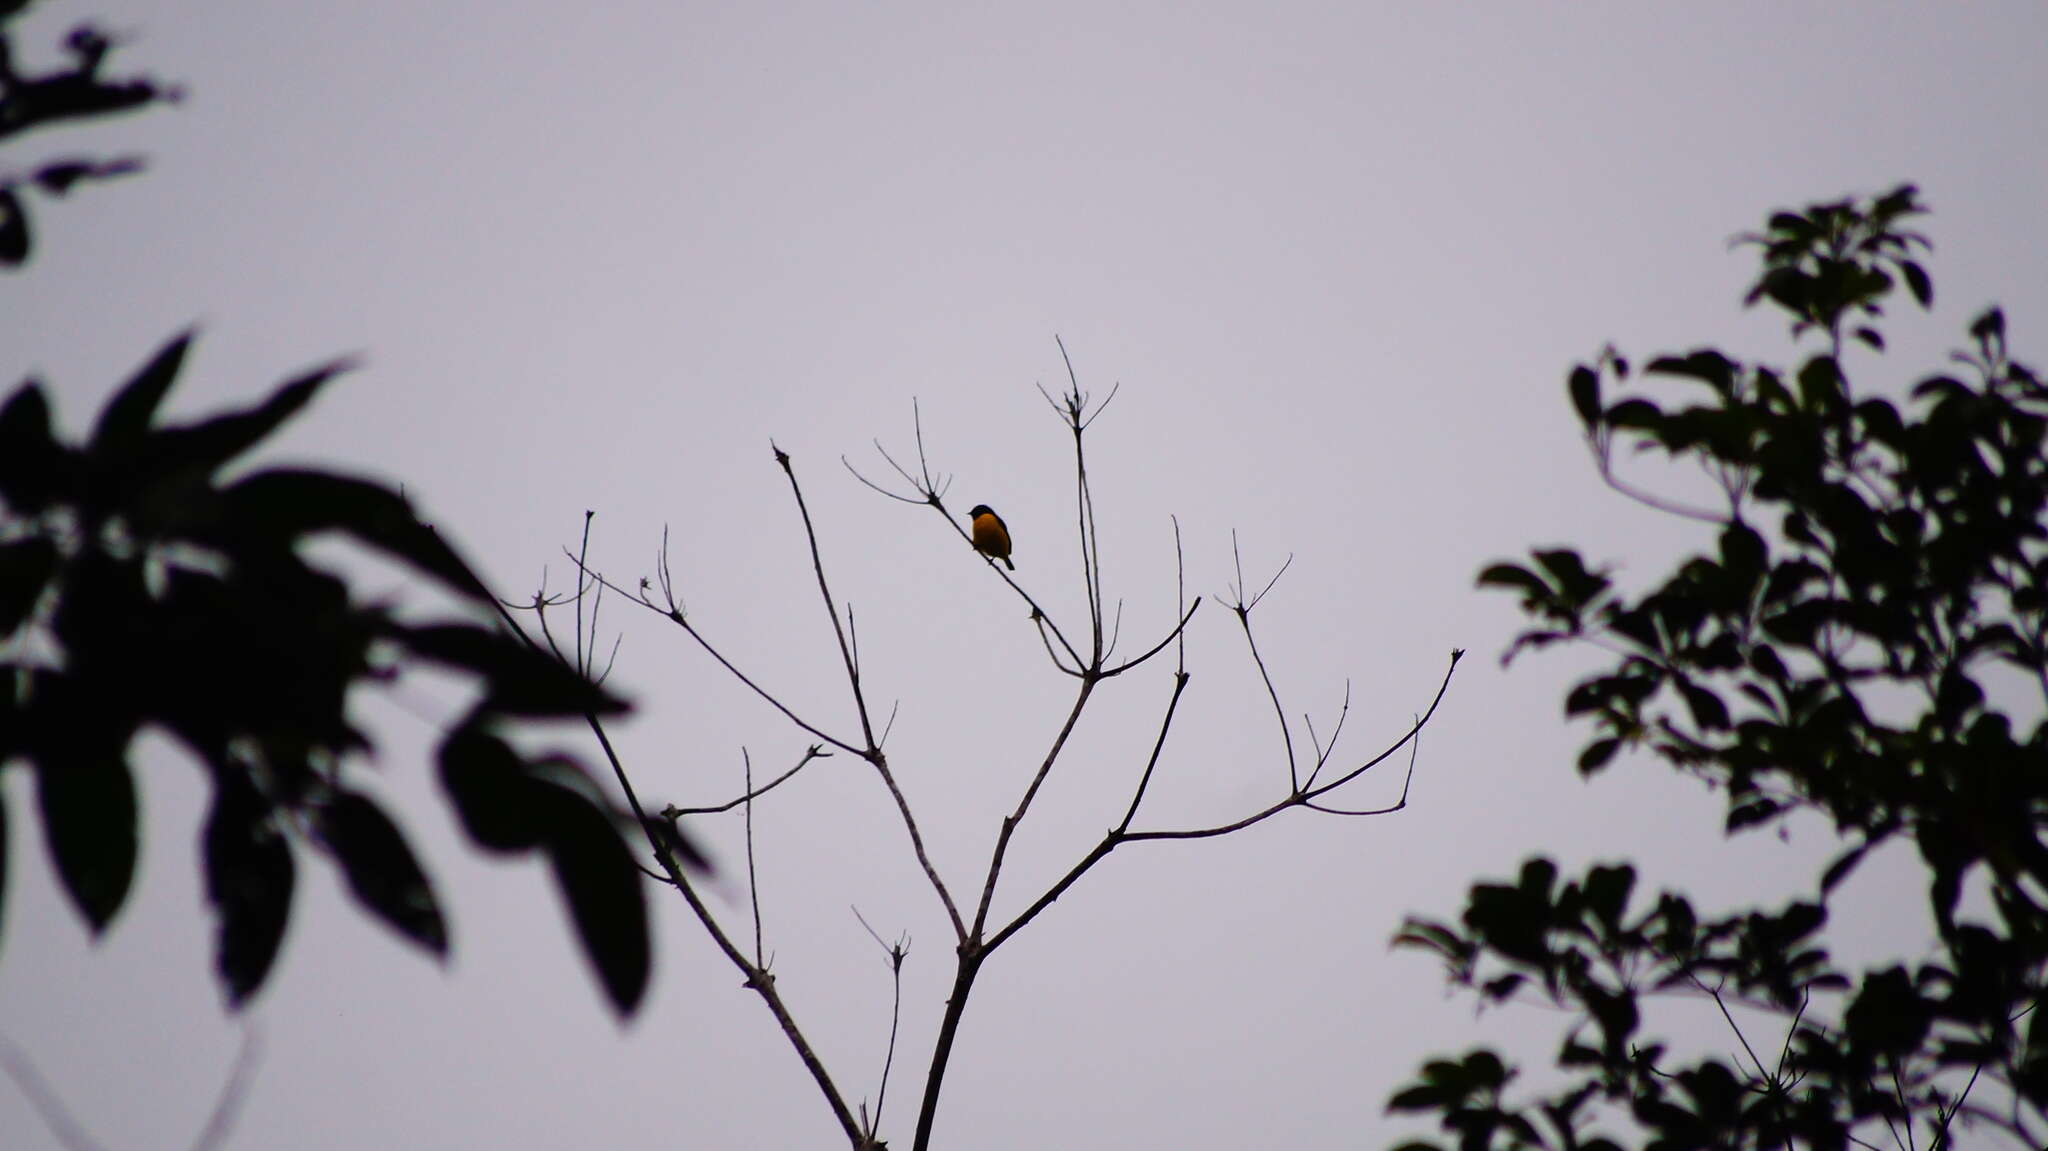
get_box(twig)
[495,557,864,1146]
[1232,533,1299,791]
[0,1031,107,1151]
[664,745,830,816]
[188,1025,263,1151]
[746,750,765,967]
[851,906,909,1142]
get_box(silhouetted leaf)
[89,329,193,453]
[0,383,71,511]
[0,535,56,636]
[31,155,144,195]
[545,792,649,1016]
[1647,350,1739,394]
[1582,864,1635,929]
[642,815,712,875]
[1900,260,1933,308]
[1727,797,1780,831]
[216,470,490,600]
[1476,562,1545,595]
[148,356,354,478]
[316,791,446,956]
[438,726,546,852]
[1532,548,1608,604]
[203,769,294,1008]
[1678,680,1730,730]
[34,731,138,933]
[1577,737,1620,774]
[1568,365,1601,425]
[0,188,27,264]
[398,623,627,717]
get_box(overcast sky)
[5,2,2048,1148]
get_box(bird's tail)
[1003,557,1015,571]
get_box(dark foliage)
[0,332,672,1014]
[1393,187,2048,1148]
[0,4,174,267]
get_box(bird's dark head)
[968,504,994,519]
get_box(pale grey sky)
[4,2,2047,1148]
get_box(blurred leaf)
[1476,562,1546,596]
[88,329,193,454]
[0,188,27,264]
[1568,365,1601,425]
[1901,260,1933,308]
[147,356,354,478]
[1647,350,1739,394]
[398,623,627,717]
[1577,737,1620,774]
[439,726,547,853]
[34,729,138,934]
[642,815,712,876]
[315,791,447,956]
[31,155,145,195]
[203,769,294,1008]
[0,383,71,511]
[544,790,650,1016]
[0,535,56,636]
[1820,840,1872,895]
[216,469,490,600]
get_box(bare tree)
[510,347,1463,1149]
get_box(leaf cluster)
[1397,186,2048,1148]
[0,3,174,266]
[0,333,658,1014]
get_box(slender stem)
[1124,650,1461,842]
[0,1031,108,1151]
[187,1026,263,1151]
[872,751,968,942]
[972,676,1099,937]
[1237,599,1298,792]
[775,445,878,750]
[911,952,985,1151]
[666,745,826,815]
[493,590,864,1146]
[745,750,765,967]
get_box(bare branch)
[664,745,829,816]
[492,567,865,1146]
[573,556,867,756]
[1231,535,1299,791]
[774,443,878,751]
[745,750,766,967]
[878,699,901,747]
[1125,649,1462,841]
[850,906,909,1142]
[843,452,931,505]
[1302,679,1351,791]
[1099,598,1202,678]
[1302,714,1422,816]
[868,753,968,943]
[972,678,1100,937]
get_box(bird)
[967,504,1014,570]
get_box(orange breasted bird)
[968,504,1014,570]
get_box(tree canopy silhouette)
[1392,186,2048,1149]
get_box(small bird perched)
[967,504,1015,570]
